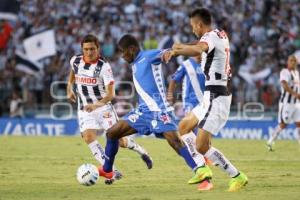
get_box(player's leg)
[119,136,153,169]
[100,120,137,178]
[197,94,247,192]
[78,110,107,166]
[177,112,212,185]
[196,128,248,192]
[267,102,288,150]
[267,123,286,151]
[178,112,206,166]
[162,131,212,187]
[82,129,106,165]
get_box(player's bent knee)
[196,142,209,155]
[178,121,191,135]
[118,137,127,148]
[279,123,287,129]
[82,131,97,144]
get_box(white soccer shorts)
[192,91,231,135]
[278,102,300,124]
[77,104,118,133]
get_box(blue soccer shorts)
[123,109,178,136]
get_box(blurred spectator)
[0,20,13,49]
[0,0,299,116]
[9,91,24,118]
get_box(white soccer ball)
[76,163,99,186]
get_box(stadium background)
[1,1,300,200]
[0,0,300,138]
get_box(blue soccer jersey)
[123,49,177,135]
[131,49,173,112]
[172,58,205,112]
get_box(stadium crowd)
[0,0,300,117]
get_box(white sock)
[88,140,117,171]
[125,137,147,155]
[297,128,300,145]
[88,140,106,165]
[181,132,206,168]
[204,146,239,177]
[267,125,282,145]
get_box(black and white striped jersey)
[199,29,231,87]
[70,55,114,110]
[280,68,300,104]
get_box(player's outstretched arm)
[172,42,208,57]
[67,70,76,103]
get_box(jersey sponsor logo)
[159,113,171,124]
[75,75,97,85]
[128,113,140,123]
[151,120,158,128]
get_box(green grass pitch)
[0,136,300,200]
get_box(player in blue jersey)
[167,56,205,114]
[98,34,212,188]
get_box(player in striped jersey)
[67,34,152,184]
[162,8,248,192]
[267,55,300,151]
[167,56,212,186]
[167,56,205,114]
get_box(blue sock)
[179,146,197,170]
[103,138,119,172]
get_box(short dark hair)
[189,8,212,25]
[81,34,99,48]
[118,34,139,50]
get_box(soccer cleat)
[266,143,274,151]
[141,153,153,169]
[104,178,114,185]
[104,170,122,185]
[113,170,123,180]
[98,166,113,179]
[197,179,213,191]
[228,172,248,192]
[188,165,213,184]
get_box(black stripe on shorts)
[198,93,214,129]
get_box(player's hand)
[296,93,300,100]
[166,92,174,105]
[67,90,76,103]
[161,50,175,63]
[84,104,98,113]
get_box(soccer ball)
[76,163,99,186]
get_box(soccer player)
[99,34,212,189]
[167,56,212,180]
[167,55,205,114]
[162,8,248,192]
[267,55,300,151]
[66,34,153,184]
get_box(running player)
[167,56,212,176]
[267,55,300,151]
[162,8,248,192]
[66,34,153,184]
[167,55,205,114]
[99,34,212,189]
